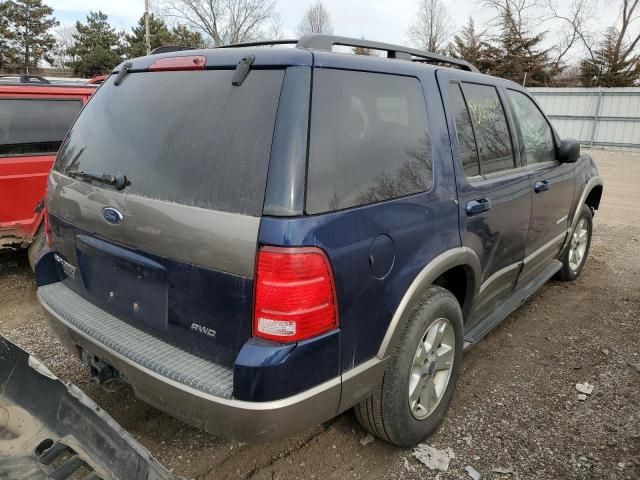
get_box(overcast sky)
[47,0,619,54]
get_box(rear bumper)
[37,282,384,441]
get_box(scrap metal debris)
[575,382,594,395]
[465,465,481,479]
[412,444,455,471]
[360,434,375,446]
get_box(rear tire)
[354,286,463,447]
[557,204,592,282]
[28,225,46,272]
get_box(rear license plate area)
[74,234,168,331]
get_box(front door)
[505,89,576,283]
[438,73,531,324]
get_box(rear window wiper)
[67,170,128,190]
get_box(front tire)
[557,204,592,282]
[354,286,463,447]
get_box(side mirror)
[557,138,580,163]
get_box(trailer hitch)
[81,350,128,392]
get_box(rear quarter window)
[0,99,82,156]
[306,69,432,214]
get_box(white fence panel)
[528,87,640,150]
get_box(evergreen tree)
[123,14,173,58]
[170,24,205,48]
[352,37,373,56]
[69,11,123,77]
[492,7,559,86]
[4,0,57,68]
[451,17,501,75]
[580,27,640,87]
[0,2,19,69]
[123,16,205,59]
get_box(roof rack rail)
[296,35,478,72]
[216,39,298,49]
[0,74,51,84]
[150,45,196,55]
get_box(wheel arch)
[376,247,481,359]
[585,184,603,212]
[571,176,603,230]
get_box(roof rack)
[151,35,478,72]
[296,35,478,72]
[210,35,478,72]
[0,74,51,84]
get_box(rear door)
[505,89,575,284]
[0,94,84,242]
[438,71,531,323]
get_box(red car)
[0,75,97,267]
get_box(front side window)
[306,69,432,214]
[0,99,82,156]
[508,90,556,165]
[461,83,515,175]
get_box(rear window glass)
[55,70,284,216]
[0,99,82,156]
[306,69,431,214]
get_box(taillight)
[148,55,206,71]
[253,246,338,342]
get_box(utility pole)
[144,0,151,55]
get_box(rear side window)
[55,70,284,216]
[460,83,515,175]
[0,99,82,156]
[306,69,431,214]
[448,83,480,177]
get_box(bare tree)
[408,0,453,53]
[296,1,333,37]
[161,0,276,46]
[612,0,640,61]
[579,0,640,85]
[545,0,597,65]
[265,12,284,40]
[482,0,542,35]
[51,23,78,70]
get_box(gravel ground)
[1,149,639,480]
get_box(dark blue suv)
[36,35,604,447]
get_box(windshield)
[55,69,285,216]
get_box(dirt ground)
[1,150,639,480]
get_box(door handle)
[466,198,491,216]
[534,180,550,193]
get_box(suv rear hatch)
[45,52,305,367]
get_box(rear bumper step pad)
[38,282,233,398]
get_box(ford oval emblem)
[101,207,124,225]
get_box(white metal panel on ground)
[529,87,640,150]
